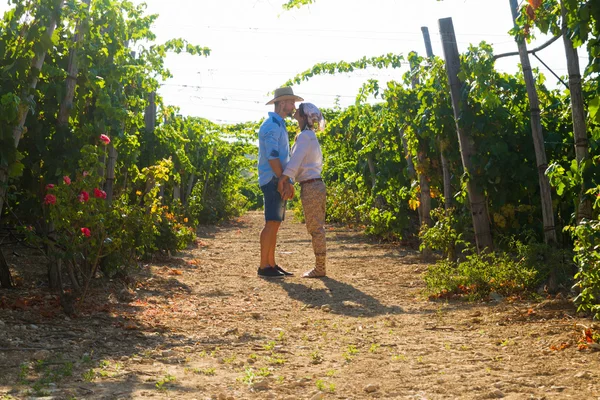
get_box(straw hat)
[266,87,304,105]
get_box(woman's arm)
[282,132,310,181]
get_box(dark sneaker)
[257,266,285,278]
[275,265,294,276]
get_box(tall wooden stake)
[421,27,434,58]
[561,2,592,222]
[57,0,91,127]
[145,92,157,134]
[422,26,453,212]
[439,17,493,252]
[509,0,556,243]
[408,56,432,229]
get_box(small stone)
[118,289,135,303]
[364,384,380,393]
[29,324,39,330]
[310,394,325,400]
[487,389,504,398]
[550,386,567,392]
[489,292,504,302]
[161,350,174,357]
[251,379,270,390]
[294,378,311,387]
[32,350,51,360]
[320,304,331,312]
[247,357,256,364]
[574,371,593,379]
[251,312,262,319]
[588,343,600,351]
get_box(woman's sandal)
[302,269,326,278]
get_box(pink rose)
[44,194,57,205]
[99,134,111,145]
[80,227,91,237]
[93,188,107,199]
[45,184,55,190]
[82,171,89,177]
[78,191,89,203]
[63,176,71,185]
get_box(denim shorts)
[260,177,286,222]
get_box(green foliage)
[503,235,575,288]
[569,217,600,320]
[283,53,405,87]
[514,0,600,75]
[424,250,540,300]
[155,373,176,391]
[419,208,468,260]
[0,1,261,292]
[281,0,315,10]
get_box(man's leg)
[258,177,286,277]
[260,221,281,268]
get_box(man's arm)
[278,174,295,200]
[268,159,284,178]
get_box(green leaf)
[589,96,600,123]
[7,161,24,178]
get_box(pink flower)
[80,227,91,237]
[44,194,57,205]
[99,134,111,145]
[82,171,89,177]
[63,176,71,185]
[78,191,89,203]
[45,184,55,190]
[93,188,107,199]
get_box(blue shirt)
[257,112,290,186]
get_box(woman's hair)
[298,103,310,129]
[298,103,325,131]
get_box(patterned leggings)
[300,180,327,272]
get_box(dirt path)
[1,210,599,399]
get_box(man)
[257,87,303,278]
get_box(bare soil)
[0,210,599,400]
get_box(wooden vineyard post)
[509,0,556,243]
[422,26,453,212]
[439,17,493,252]
[561,1,592,223]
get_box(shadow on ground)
[271,277,405,317]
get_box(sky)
[1,0,589,124]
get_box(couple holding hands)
[257,87,327,279]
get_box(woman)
[278,103,327,278]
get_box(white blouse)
[283,129,323,183]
